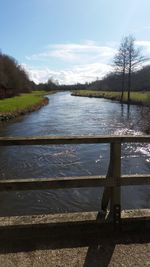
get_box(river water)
[0,91,149,216]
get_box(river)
[0,91,149,216]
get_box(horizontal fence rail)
[0,135,150,227]
[0,135,150,146]
[0,174,149,192]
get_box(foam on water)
[113,128,143,136]
[113,128,150,162]
[135,144,150,158]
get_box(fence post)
[101,149,112,211]
[110,142,121,228]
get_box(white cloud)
[24,40,116,84]
[135,40,150,65]
[22,62,112,85]
[24,39,150,85]
[135,40,150,53]
[26,40,116,64]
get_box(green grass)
[0,91,46,113]
[72,90,150,105]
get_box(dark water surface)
[0,92,149,215]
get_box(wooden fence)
[0,135,150,226]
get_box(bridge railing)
[0,135,150,226]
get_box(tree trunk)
[121,68,125,101]
[128,61,131,103]
[128,70,131,103]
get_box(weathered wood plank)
[109,142,121,225]
[101,142,122,214]
[0,175,149,191]
[101,144,112,211]
[0,176,113,191]
[121,174,150,185]
[0,135,149,146]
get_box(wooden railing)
[0,135,150,226]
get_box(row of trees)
[33,34,149,96]
[58,66,150,94]
[86,64,150,92]
[0,52,36,99]
[70,35,149,99]
[50,35,149,97]
[113,35,147,102]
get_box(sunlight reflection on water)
[0,92,149,215]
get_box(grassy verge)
[72,90,150,105]
[0,91,49,121]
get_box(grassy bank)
[72,90,150,105]
[0,91,49,121]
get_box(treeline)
[36,79,87,91]
[1,51,150,99]
[0,52,36,99]
[85,65,150,92]
[57,35,150,97]
[52,64,150,92]
[36,79,60,91]
[60,36,150,94]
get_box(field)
[0,90,50,121]
[0,91,47,113]
[72,90,150,105]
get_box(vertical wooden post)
[101,148,112,211]
[101,141,121,228]
[110,142,121,228]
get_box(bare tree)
[114,37,128,101]
[126,35,146,102]
[114,35,147,103]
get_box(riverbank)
[72,90,150,106]
[0,91,50,121]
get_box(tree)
[114,35,147,102]
[114,37,128,101]
[0,52,35,98]
[126,35,146,102]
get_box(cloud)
[24,39,150,84]
[24,40,116,84]
[26,40,116,64]
[135,40,150,53]
[22,62,112,85]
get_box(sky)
[0,0,150,84]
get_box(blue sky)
[0,0,150,84]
